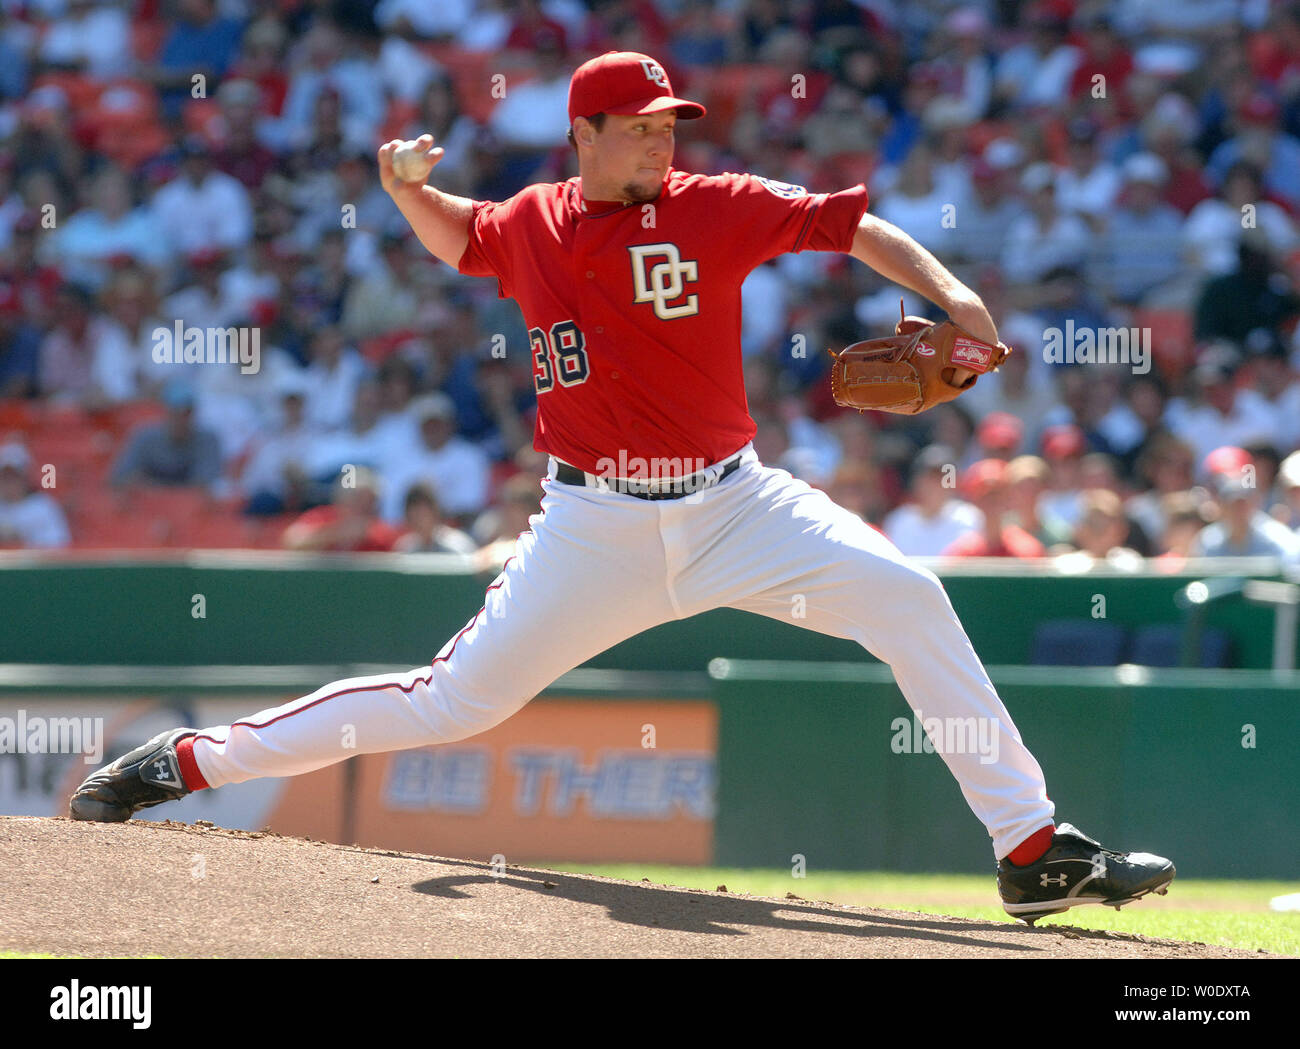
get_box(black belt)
[552,454,743,500]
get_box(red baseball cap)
[568,51,706,124]
[977,411,1023,452]
[962,458,1009,498]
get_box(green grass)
[548,864,1300,956]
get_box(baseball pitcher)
[72,52,1174,924]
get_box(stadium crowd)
[1,0,1300,566]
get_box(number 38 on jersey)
[530,320,589,393]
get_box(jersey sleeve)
[456,197,514,296]
[718,173,870,267]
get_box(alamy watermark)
[151,322,261,374]
[1042,322,1150,375]
[589,450,728,498]
[890,711,1000,765]
[0,710,104,764]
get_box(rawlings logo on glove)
[829,304,1011,415]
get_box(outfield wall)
[2,554,1294,669]
[1,660,1294,878]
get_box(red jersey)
[457,168,869,476]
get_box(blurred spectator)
[381,393,490,523]
[401,75,482,197]
[1191,472,1300,559]
[974,411,1023,461]
[49,167,165,290]
[993,9,1081,110]
[394,483,477,554]
[962,334,1057,441]
[240,375,323,515]
[273,20,386,156]
[0,279,41,397]
[488,36,570,157]
[0,211,61,329]
[1096,154,1187,306]
[1055,118,1121,225]
[0,443,69,548]
[1156,490,1212,559]
[882,444,982,556]
[282,467,400,552]
[37,283,136,405]
[302,326,368,431]
[342,233,423,340]
[210,79,279,190]
[874,143,954,255]
[1183,160,1299,277]
[1006,453,1072,548]
[1206,92,1300,213]
[150,139,254,261]
[375,0,476,39]
[1166,347,1279,466]
[1273,451,1300,530]
[1001,165,1092,287]
[1248,350,1300,452]
[1194,230,1300,348]
[1127,433,1197,542]
[475,468,541,548]
[1067,12,1133,103]
[1037,423,1088,530]
[148,0,247,118]
[1069,488,1142,563]
[950,159,1018,266]
[38,0,131,80]
[303,380,394,482]
[935,8,994,120]
[945,458,1046,557]
[110,383,221,489]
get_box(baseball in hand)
[391,141,434,183]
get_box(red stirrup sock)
[1006,824,1055,866]
[175,736,210,791]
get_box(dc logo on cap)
[639,59,668,87]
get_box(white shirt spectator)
[39,315,137,403]
[884,500,985,557]
[382,437,491,522]
[38,3,130,79]
[488,74,570,148]
[995,42,1081,109]
[1001,210,1092,285]
[151,171,254,259]
[874,186,956,255]
[1183,197,1299,276]
[51,208,167,289]
[0,490,70,547]
[375,0,475,37]
[1166,390,1280,467]
[303,349,368,432]
[1055,164,1122,220]
[240,420,323,501]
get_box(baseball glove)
[829,307,1011,415]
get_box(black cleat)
[997,822,1175,925]
[69,728,196,822]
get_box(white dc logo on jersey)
[629,243,700,320]
[639,59,668,87]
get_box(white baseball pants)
[189,446,1054,858]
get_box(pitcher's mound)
[0,816,1255,959]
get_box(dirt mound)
[0,816,1258,959]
